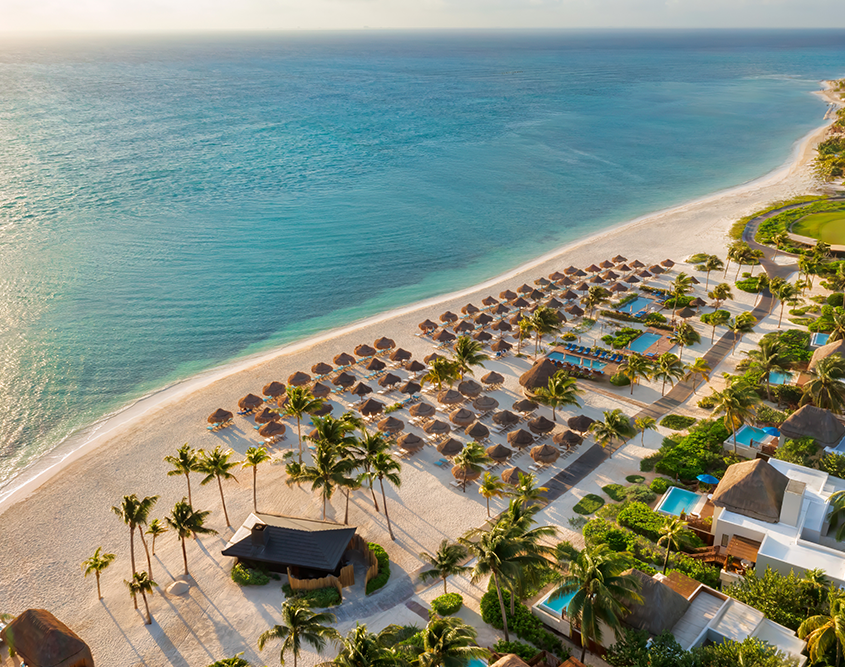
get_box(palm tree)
[702,255,723,290]
[829,310,845,343]
[478,472,508,517]
[827,490,845,542]
[82,547,115,600]
[582,286,610,319]
[351,428,390,513]
[371,450,401,541]
[708,283,733,310]
[414,616,489,667]
[111,493,159,602]
[799,255,819,294]
[750,273,769,308]
[125,571,157,625]
[196,446,239,527]
[772,231,790,259]
[258,601,339,667]
[744,338,787,402]
[310,414,360,524]
[669,321,700,361]
[548,544,642,662]
[452,441,493,493]
[422,357,460,392]
[668,272,693,320]
[618,354,652,395]
[799,592,845,667]
[803,354,845,414]
[634,416,657,445]
[516,317,532,355]
[286,442,355,520]
[146,518,167,556]
[684,357,711,394]
[164,443,200,506]
[242,446,272,513]
[527,306,562,356]
[800,569,830,617]
[774,281,800,328]
[589,409,635,457]
[814,240,832,261]
[711,381,759,454]
[534,370,583,421]
[419,539,470,595]
[657,517,688,573]
[328,624,399,667]
[704,308,730,343]
[652,352,685,397]
[727,312,757,352]
[283,386,324,463]
[452,336,489,379]
[165,498,218,576]
[506,471,548,508]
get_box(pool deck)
[550,345,620,377]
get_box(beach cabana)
[333,372,356,387]
[390,348,412,362]
[366,357,386,371]
[333,352,356,367]
[438,389,464,405]
[287,371,311,387]
[440,311,459,323]
[407,360,426,373]
[512,398,539,413]
[311,362,333,376]
[465,421,490,439]
[350,382,373,397]
[238,394,264,410]
[1,609,94,667]
[409,402,436,418]
[458,379,483,397]
[254,408,279,424]
[473,330,493,342]
[528,415,555,435]
[481,371,504,386]
[554,430,583,449]
[397,432,425,452]
[531,444,559,464]
[450,407,476,427]
[711,459,789,523]
[568,414,595,433]
[491,339,512,353]
[262,381,286,398]
[461,303,480,315]
[419,319,439,332]
[360,398,385,416]
[424,420,451,435]
[378,416,405,434]
[208,408,234,424]
[437,437,464,457]
[433,329,456,343]
[501,466,527,485]
[482,296,499,306]
[508,429,535,449]
[374,336,395,350]
[473,395,499,412]
[486,443,513,462]
[622,569,690,637]
[378,373,402,388]
[493,410,519,426]
[355,344,376,357]
[519,358,559,392]
[399,380,422,395]
[259,421,286,438]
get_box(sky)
[1,0,844,32]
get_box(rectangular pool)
[733,424,772,447]
[617,296,654,315]
[537,589,577,617]
[812,332,831,347]
[548,352,607,371]
[468,660,487,667]
[656,487,702,516]
[628,332,661,354]
[768,371,794,385]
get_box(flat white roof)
[753,619,807,657]
[758,532,845,580]
[710,599,764,642]
[671,589,723,650]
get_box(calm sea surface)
[0,30,843,489]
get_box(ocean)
[0,29,842,491]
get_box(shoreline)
[0,83,839,517]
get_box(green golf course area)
[792,209,845,245]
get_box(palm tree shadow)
[157,595,218,665]
[99,600,151,666]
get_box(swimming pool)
[468,659,487,667]
[656,487,702,516]
[548,352,607,371]
[768,371,794,385]
[617,296,654,315]
[812,332,831,347]
[538,589,577,616]
[628,332,661,354]
[732,425,772,447]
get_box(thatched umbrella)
[690,297,707,308]
[601,270,620,281]
[390,348,412,362]
[568,414,595,433]
[528,288,546,300]
[424,352,444,364]
[397,432,425,452]
[419,319,439,332]
[528,415,555,435]
[648,265,665,274]
[379,373,402,388]
[454,320,475,334]
[565,304,585,317]
[563,265,579,275]
[366,357,386,372]
[407,360,426,373]
[493,410,519,426]
[512,297,530,309]
[254,408,279,424]
[623,274,640,284]
[360,398,385,416]
[351,382,373,397]
[482,296,499,306]
[311,382,331,399]
[677,306,696,319]
[661,259,675,268]
[473,395,499,413]
[438,389,464,405]
[458,379,483,398]
[208,408,233,424]
[500,289,518,301]
[517,283,533,294]
[461,303,480,315]
[312,402,333,417]
[465,421,490,439]
[491,303,510,315]
[608,282,628,293]
[475,312,494,326]
[613,255,628,263]
[311,362,333,376]
[531,444,560,465]
[508,313,523,325]
[238,394,264,410]
[501,466,527,485]
[554,430,583,449]
[549,271,567,281]
[355,344,376,357]
[519,358,559,392]
[599,259,614,269]
[374,336,395,350]
[259,421,286,438]
[585,264,601,273]
[452,464,481,485]
[473,330,493,342]
[333,372,356,387]
[575,281,590,292]
[618,263,632,272]
[560,289,578,300]
[424,419,451,435]
[399,380,422,395]
[378,416,405,433]
[535,277,551,286]
[287,371,311,387]
[409,402,436,418]
[491,319,512,332]
[689,276,700,284]
[433,329,456,343]
[486,443,513,462]
[450,407,476,427]
[262,381,286,398]
[481,371,504,385]
[438,438,464,457]
[508,428,535,449]
[440,311,459,323]
[334,352,356,367]
[491,339,512,353]
[545,297,564,309]
[513,398,538,413]
[589,275,606,284]
[0,609,95,667]
[553,311,567,324]
[558,276,575,286]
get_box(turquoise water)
[812,332,831,347]
[467,660,487,667]
[0,31,842,489]
[733,425,771,447]
[617,296,654,314]
[628,332,662,353]
[769,371,794,385]
[657,487,702,516]
[539,589,577,616]
[548,352,607,370]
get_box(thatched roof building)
[622,570,690,636]
[809,339,845,371]
[1,609,94,667]
[779,404,845,447]
[711,459,789,523]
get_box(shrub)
[600,309,642,323]
[561,332,577,341]
[384,403,403,414]
[822,453,845,479]
[649,477,673,494]
[772,384,804,408]
[431,592,463,616]
[231,564,270,586]
[655,419,730,480]
[700,309,730,326]
[602,484,627,501]
[664,295,694,308]
[604,327,643,349]
[366,542,391,595]
[639,452,663,472]
[480,589,570,659]
[493,640,539,662]
[697,394,717,410]
[762,329,812,364]
[208,655,252,667]
[610,372,631,387]
[659,415,697,431]
[281,584,342,607]
[626,474,645,484]
[644,312,667,325]
[756,405,789,426]
[617,502,665,541]
[624,484,657,504]
[573,493,605,514]
[735,277,764,293]
[774,437,820,467]
[828,293,845,308]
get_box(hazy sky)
[2,0,844,32]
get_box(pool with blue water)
[812,332,831,347]
[769,371,794,385]
[733,424,771,447]
[468,660,488,667]
[617,296,654,314]
[548,352,607,371]
[628,332,661,354]
[538,589,577,616]
[657,487,702,515]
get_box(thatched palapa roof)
[711,458,788,523]
[809,340,845,371]
[409,402,436,417]
[287,371,311,386]
[437,438,463,457]
[1,610,94,667]
[520,358,561,392]
[397,432,424,452]
[621,569,690,636]
[465,421,490,439]
[486,443,513,462]
[208,408,233,424]
[508,429,535,448]
[501,466,526,485]
[780,404,845,446]
[238,394,264,410]
[333,352,356,367]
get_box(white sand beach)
[0,84,840,667]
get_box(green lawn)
[792,210,845,245]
